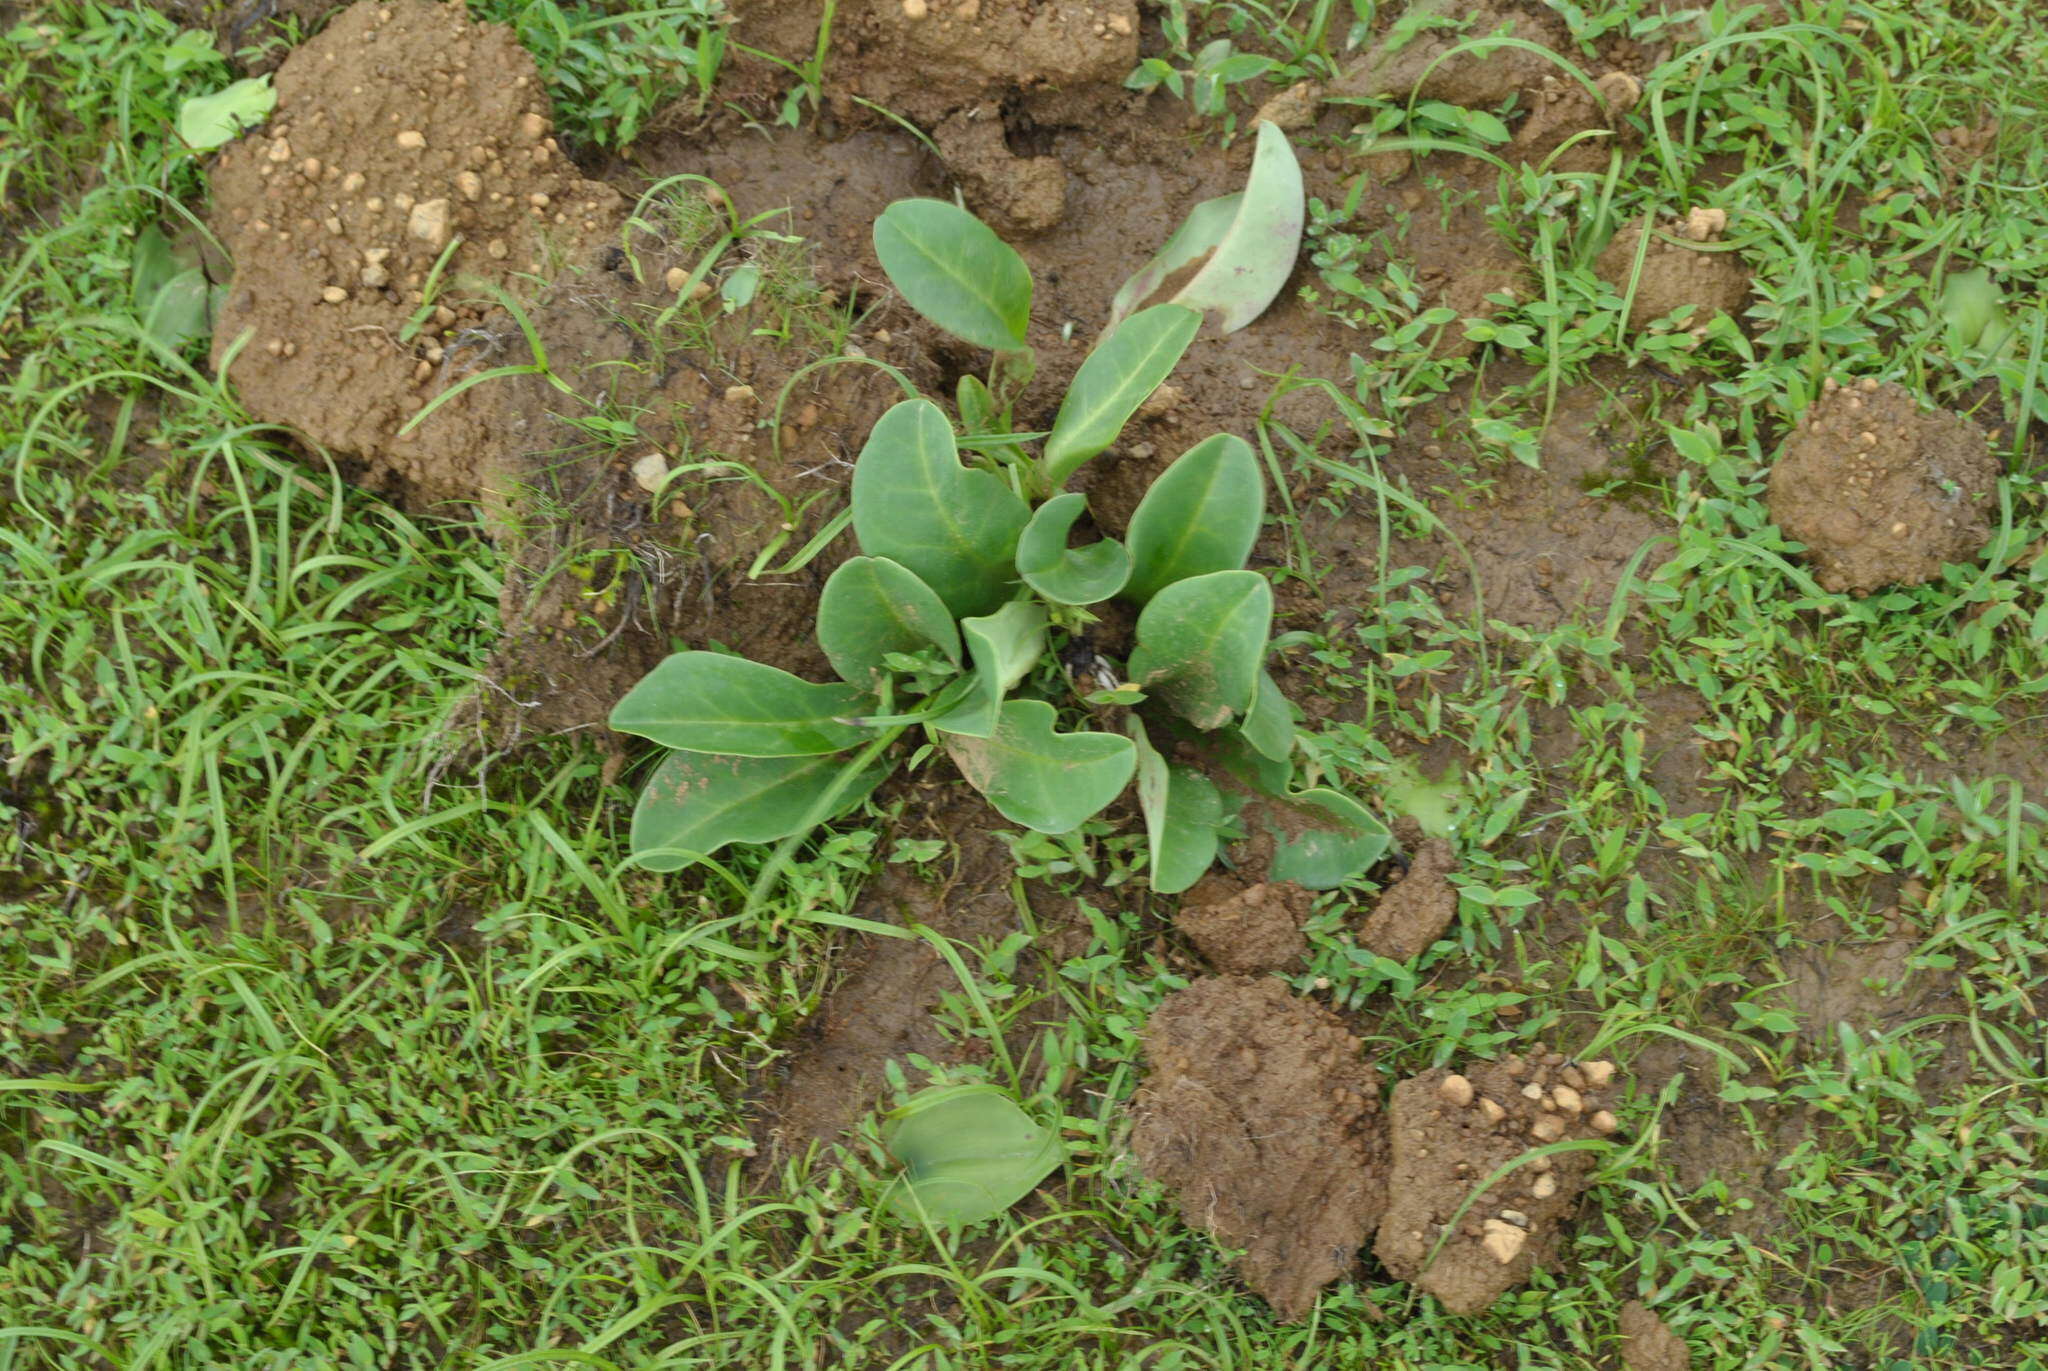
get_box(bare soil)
[1621,1300,1693,1371]
[1596,222,1752,330]
[1358,837,1457,962]
[1130,976,1389,1320]
[1173,876,1313,974]
[1374,1054,1625,1314]
[1768,380,1998,594]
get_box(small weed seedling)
[610,124,1389,897]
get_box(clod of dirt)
[1254,80,1323,132]
[733,0,1139,130]
[1767,380,1998,595]
[1595,223,1750,330]
[935,106,1067,236]
[1173,876,1313,974]
[207,0,623,507]
[1620,1300,1693,1371]
[1359,838,1456,962]
[1374,1053,1624,1314]
[1336,0,1573,108]
[1509,71,1640,172]
[1132,977,1389,1320]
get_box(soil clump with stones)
[1768,378,1998,594]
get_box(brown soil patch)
[750,791,1091,1161]
[730,0,1138,131]
[1332,375,1678,634]
[1374,1054,1623,1314]
[1173,876,1312,974]
[1767,380,1998,595]
[207,0,623,508]
[1620,1300,1692,1371]
[1359,837,1456,962]
[1131,976,1389,1320]
[1336,0,1573,109]
[1596,223,1751,330]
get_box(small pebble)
[1479,1098,1506,1124]
[1589,1110,1619,1134]
[321,286,348,304]
[1581,1060,1616,1088]
[1532,1173,1558,1199]
[1481,1220,1527,1264]
[396,130,426,150]
[665,266,689,292]
[902,0,927,15]
[456,171,483,201]
[1439,1074,1475,1108]
[1551,1085,1584,1115]
[1531,1116,1566,1142]
[630,452,670,494]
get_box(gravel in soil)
[1767,379,1998,594]
[207,0,623,507]
[1373,1054,1623,1314]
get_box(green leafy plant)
[879,1083,1064,1226]
[174,74,274,150]
[611,126,1387,894]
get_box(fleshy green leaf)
[852,398,1030,618]
[1124,433,1265,602]
[628,749,889,870]
[932,600,1047,738]
[873,199,1033,352]
[176,76,276,150]
[1108,194,1240,329]
[816,556,962,690]
[1165,121,1305,333]
[1239,669,1295,762]
[882,1084,1064,1226]
[1014,493,1132,606]
[944,699,1136,833]
[1263,787,1392,889]
[1040,305,1202,488]
[1128,570,1271,730]
[1132,721,1225,894]
[610,652,873,756]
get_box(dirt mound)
[734,0,1137,129]
[1620,1300,1693,1371]
[1173,876,1312,974]
[1337,0,1573,109]
[1374,1053,1623,1314]
[1596,222,1750,330]
[208,0,623,508]
[1359,838,1456,962]
[1132,977,1389,1320]
[1767,379,1998,594]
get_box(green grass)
[6,0,2048,1365]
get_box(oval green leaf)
[610,652,873,756]
[1108,193,1240,330]
[1124,433,1266,603]
[1132,721,1225,895]
[1014,493,1132,606]
[629,749,890,870]
[882,1084,1064,1226]
[852,398,1030,618]
[1041,304,1202,489]
[1239,669,1295,762]
[816,556,962,690]
[1127,570,1272,730]
[932,600,1047,739]
[944,699,1136,833]
[1169,120,1304,333]
[176,76,277,150]
[873,199,1033,352]
[1264,787,1392,889]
